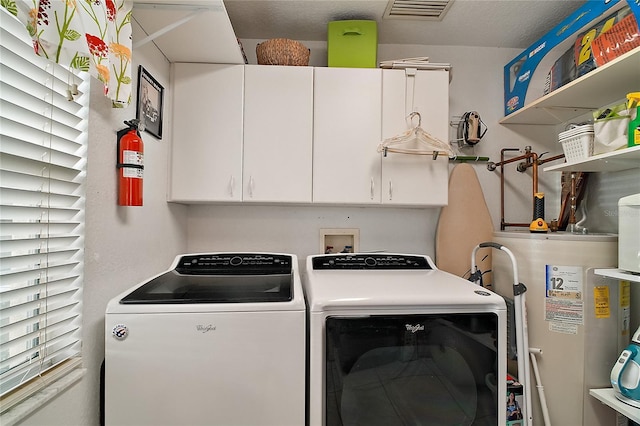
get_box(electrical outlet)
[320,228,360,254]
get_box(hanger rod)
[449,155,490,162]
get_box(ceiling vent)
[383,0,454,21]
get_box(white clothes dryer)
[105,253,305,426]
[303,253,507,426]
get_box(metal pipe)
[496,148,520,230]
[568,172,577,231]
[502,222,532,229]
[517,153,566,169]
[496,152,533,167]
[540,153,565,166]
[492,147,542,231]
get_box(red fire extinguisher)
[117,120,144,206]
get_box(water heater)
[491,232,626,426]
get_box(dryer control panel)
[312,254,431,270]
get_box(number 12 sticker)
[546,265,583,299]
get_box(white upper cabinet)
[313,68,383,204]
[169,63,244,202]
[313,67,450,206]
[169,65,450,206]
[381,69,449,206]
[243,65,313,203]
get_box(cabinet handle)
[229,175,235,198]
[249,176,254,198]
[370,177,375,200]
[388,180,393,201]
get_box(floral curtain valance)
[2,0,133,107]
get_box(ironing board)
[435,163,494,287]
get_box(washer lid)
[120,253,294,304]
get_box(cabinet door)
[313,68,382,204]
[381,69,449,206]
[169,64,243,202]
[243,65,313,203]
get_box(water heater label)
[593,286,610,319]
[544,265,584,325]
[548,322,578,335]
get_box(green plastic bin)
[327,20,378,68]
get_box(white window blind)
[0,8,87,401]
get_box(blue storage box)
[503,0,640,117]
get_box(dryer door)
[325,313,499,426]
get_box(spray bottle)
[627,92,640,147]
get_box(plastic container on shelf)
[627,92,640,147]
[559,124,595,162]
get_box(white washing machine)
[303,253,507,426]
[105,253,305,426]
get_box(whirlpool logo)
[405,324,424,333]
[196,324,216,333]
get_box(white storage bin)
[559,124,594,162]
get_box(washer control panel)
[312,254,431,270]
[176,253,292,275]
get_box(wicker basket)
[256,38,310,66]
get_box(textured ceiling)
[224,0,586,48]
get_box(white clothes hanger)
[377,112,454,159]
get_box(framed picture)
[136,65,164,139]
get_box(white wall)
[188,204,438,260]
[17,22,188,426]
